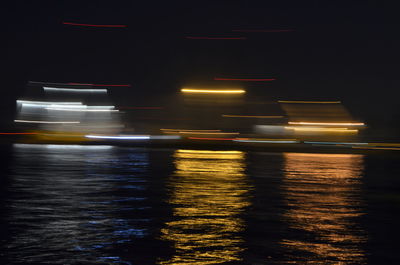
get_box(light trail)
[214,78,276,81]
[14,120,80,124]
[62,22,127,28]
[284,126,358,133]
[181,88,245,94]
[188,137,235,140]
[67,83,131,87]
[288,121,365,126]
[232,29,294,32]
[176,150,242,154]
[161,129,221,132]
[0,132,38,135]
[17,100,83,105]
[279,100,341,104]
[234,139,299,143]
[223,115,284,118]
[43,87,107,93]
[85,135,150,140]
[185,36,246,40]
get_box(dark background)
[3,1,400,138]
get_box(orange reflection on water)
[282,152,367,264]
[159,150,251,265]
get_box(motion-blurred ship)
[15,81,123,143]
[254,100,365,142]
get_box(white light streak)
[17,100,83,105]
[85,135,150,140]
[14,119,80,124]
[43,87,107,93]
[46,107,118,112]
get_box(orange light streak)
[223,115,284,118]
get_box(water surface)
[0,144,399,264]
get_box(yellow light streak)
[176,150,243,154]
[161,129,221,132]
[288,122,365,126]
[181,88,245,94]
[279,100,341,104]
[284,126,358,133]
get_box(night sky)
[3,1,400,137]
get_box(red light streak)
[188,137,235,141]
[63,22,127,28]
[185,37,246,40]
[214,77,276,81]
[232,29,294,32]
[0,132,37,135]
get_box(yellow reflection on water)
[282,152,367,264]
[159,150,251,265]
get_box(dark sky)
[3,1,400,133]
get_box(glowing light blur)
[181,88,245,94]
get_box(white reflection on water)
[160,150,251,265]
[5,144,149,264]
[282,152,367,264]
